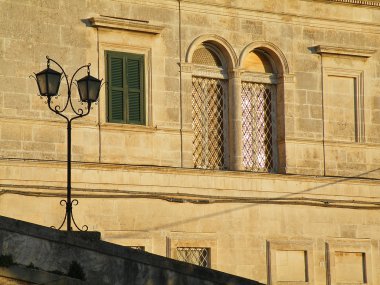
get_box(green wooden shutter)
[107,51,145,124]
[107,52,126,123]
[126,55,144,125]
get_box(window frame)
[326,238,373,285]
[267,239,315,285]
[241,81,277,172]
[176,247,211,268]
[239,47,282,173]
[106,50,146,125]
[191,44,230,170]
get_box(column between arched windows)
[228,69,243,171]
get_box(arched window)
[241,49,277,172]
[191,44,228,169]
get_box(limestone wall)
[2,0,380,284]
[1,159,380,284]
[0,0,380,175]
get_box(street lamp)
[32,56,102,231]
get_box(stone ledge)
[2,157,380,186]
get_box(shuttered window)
[106,51,145,124]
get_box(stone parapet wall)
[0,216,262,285]
[0,277,32,285]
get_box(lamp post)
[32,56,102,231]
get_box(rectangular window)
[106,51,145,125]
[176,247,210,268]
[241,82,275,172]
[192,76,227,170]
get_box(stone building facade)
[1,0,380,284]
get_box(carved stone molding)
[228,69,241,79]
[280,74,296,83]
[89,16,164,35]
[180,62,193,73]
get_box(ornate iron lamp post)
[32,56,102,231]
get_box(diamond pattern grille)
[192,47,222,67]
[192,76,226,169]
[176,247,210,268]
[242,82,274,172]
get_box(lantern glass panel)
[35,67,62,96]
[77,75,101,103]
[88,79,101,102]
[48,72,61,96]
[36,72,47,95]
[77,80,88,102]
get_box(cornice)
[89,16,164,35]
[181,1,380,33]
[315,45,376,58]
[311,0,380,7]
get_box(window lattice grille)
[176,247,210,268]
[192,76,226,169]
[192,47,222,67]
[242,82,275,172]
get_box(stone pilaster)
[179,62,194,168]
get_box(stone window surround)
[192,44,230,169]
[182,36,295,171]
[326,238,373,285]
[99,44,152,128]
[315,45,376,145]
[91,16,162,130]
[266,239,315,285]
[322,67,365,143]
